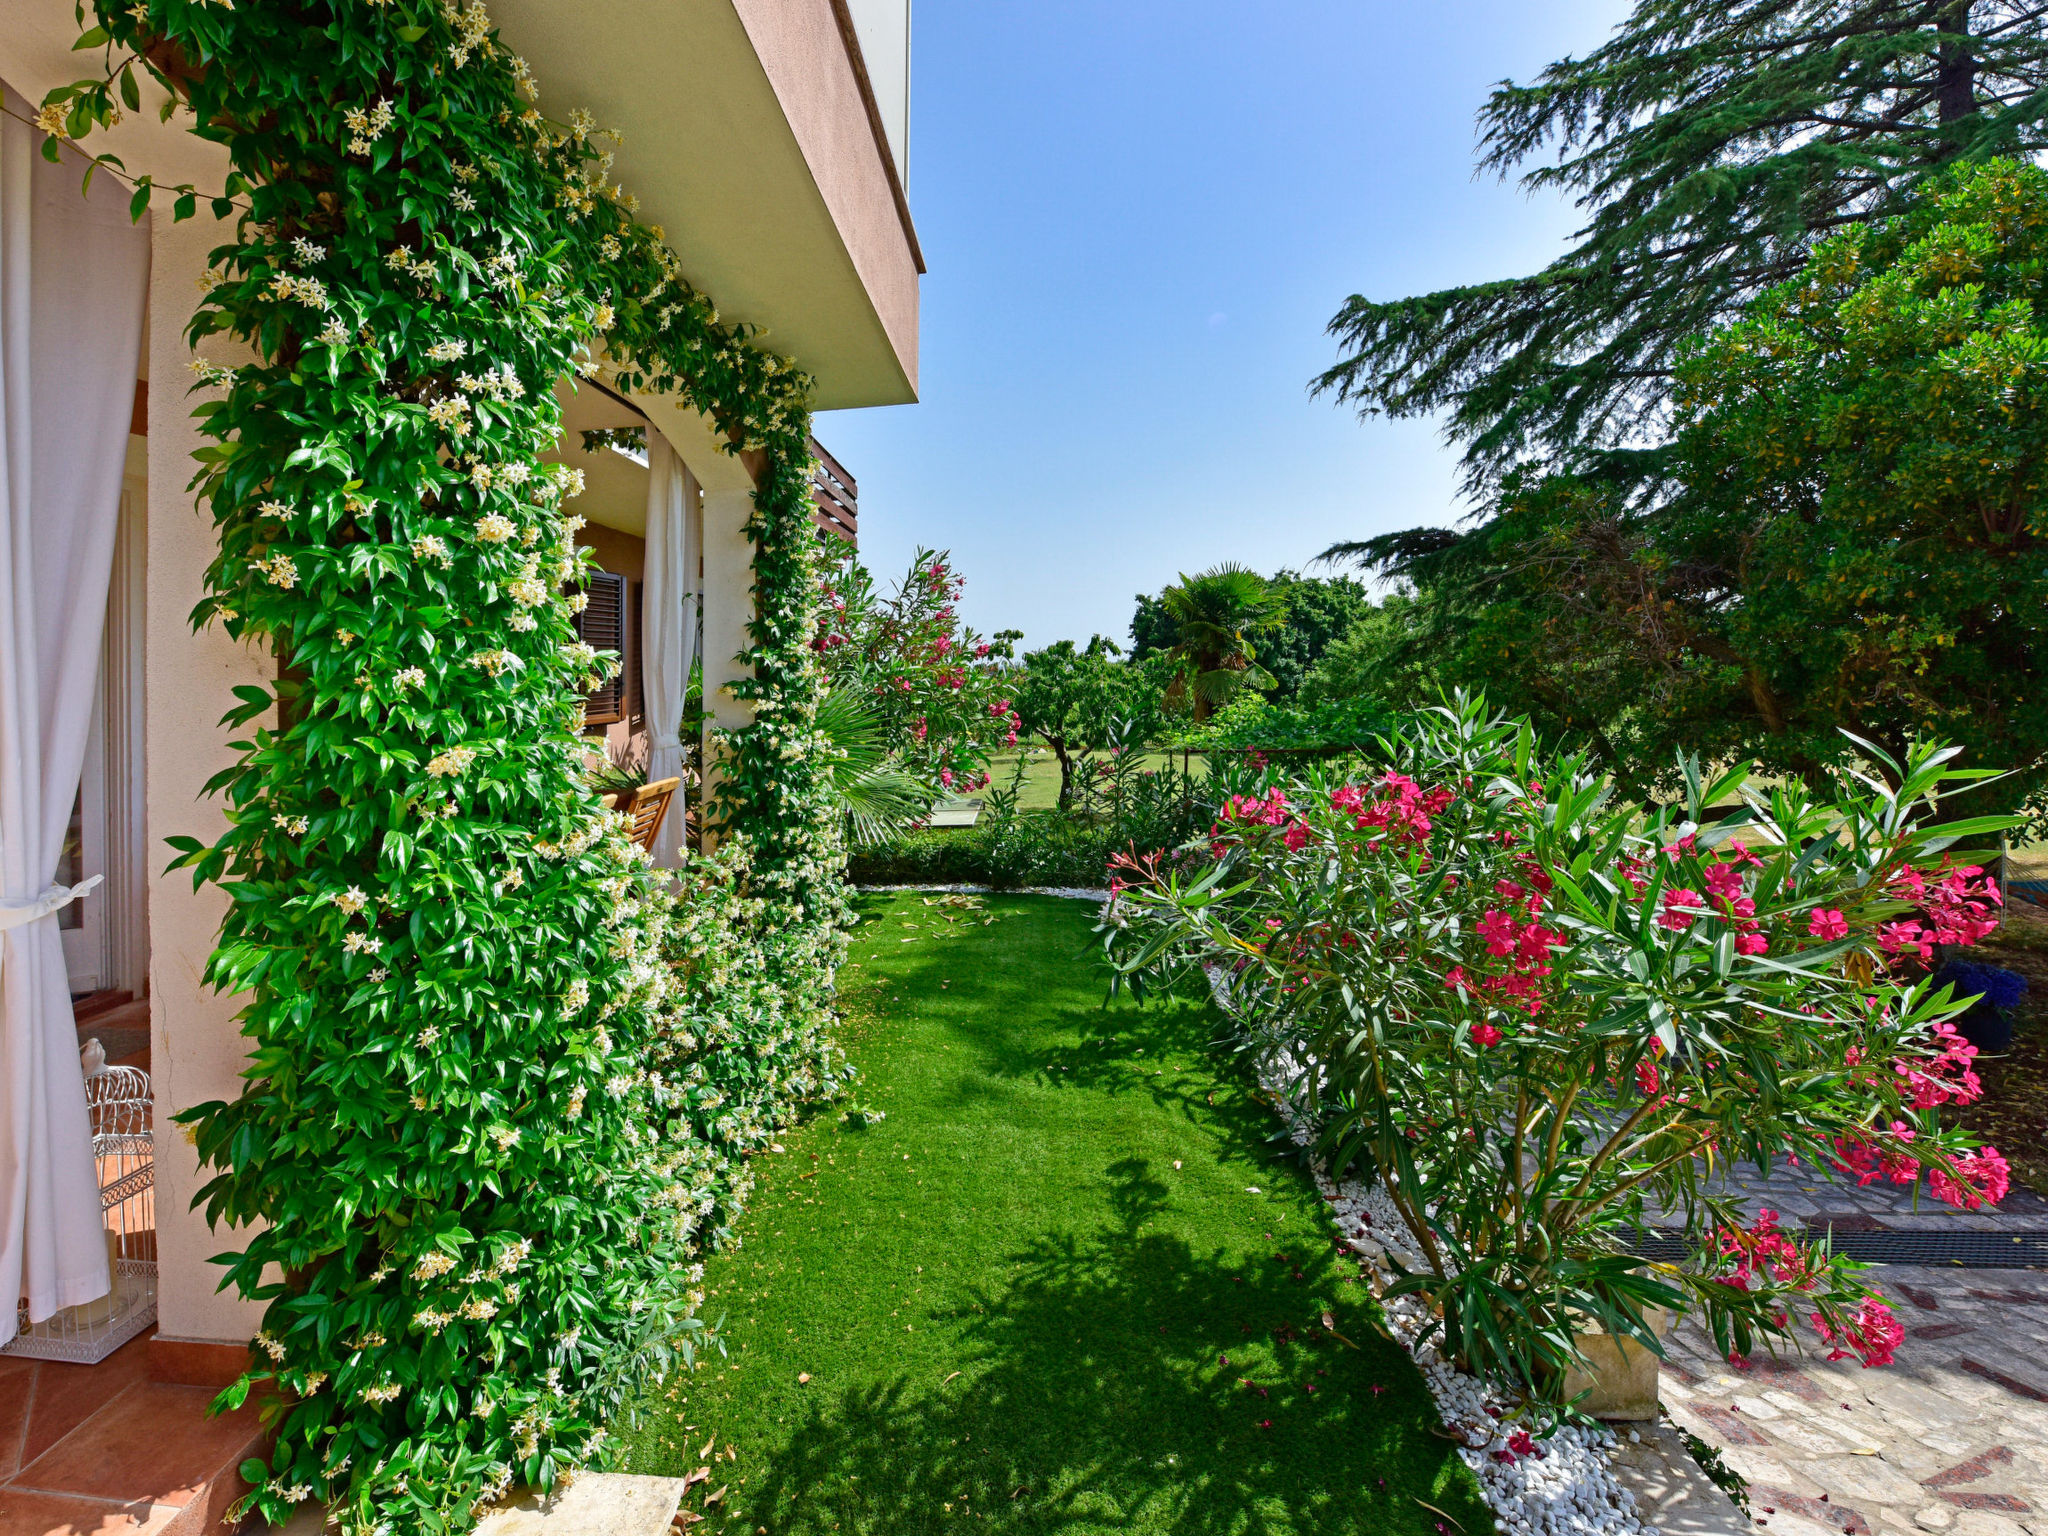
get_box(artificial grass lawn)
[619,891,1488,1534]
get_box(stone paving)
[1638,1150,2048,1535]
[1661,1265,2048,1536]
[1643,1160,2048,1235]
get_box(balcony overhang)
[0,0,920,410]
[492,0,921,410]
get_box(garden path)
[1661,1265,2048,1536]
[1641,1127,2048,1535]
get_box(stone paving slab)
[1662,1266,2048,1536]
[1608,1423,1754,1535]
[1642,1162,2048,1234]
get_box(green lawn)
[975,744,1207,812]
[619,891,1487,1535]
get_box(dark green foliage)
[1253,572,1378,701]
[1171,695,1399,756]
[1348,161,2048,814]
[1315,0,2048,485]
[46,3,846,1531]
[618,893,1492,1536]
[1133,570,1374,703]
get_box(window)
[574,569,629,727]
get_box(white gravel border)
[1207,966,1657,1536]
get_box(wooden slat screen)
[575,569,629,727]
[810,436,858,546]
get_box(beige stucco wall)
[145,212,269,1346]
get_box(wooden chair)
[622,776,680,854]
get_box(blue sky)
[815,0,1632,651]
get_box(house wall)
[144,212,271,1347]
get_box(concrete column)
[696,485,757,838]
[146,212,268,1347]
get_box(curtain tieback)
[0,875,103,932]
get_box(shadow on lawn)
[729,1159,1483,1536]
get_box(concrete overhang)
[0,0,921,410]
[492,0,921,409]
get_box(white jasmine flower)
[427,339,467,363]
[332,886,369,916]
[252,553,298,588]
[394,666,427,690]
[411,534,451,565]
[426,745,477,778]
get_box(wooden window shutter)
[575,569,628,727]
[626,580,645,720]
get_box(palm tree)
[1159,564,1287,721]
[813,686,934,847]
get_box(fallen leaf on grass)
[942,1370,961,1384]
[701,1486,726,1508]
[680,1468,710,1491]
[1319,1311,1361,1348]
[797,1372,811,1384]
[1413,1497,1464,1532]
[697,1437,715,1460]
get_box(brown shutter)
[627,579,644,720]
[575,570,628,727]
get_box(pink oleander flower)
[1929,1145,2010,1211]
[1657,889,1706,930]
[1807,909,1848,941]
[1814,1295,1903,1368]
[1471,1021,1503,1047]
[1703,863,1745,901]
[1476,908,1520,957]
[1283,821,1311,852]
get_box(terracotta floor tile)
[0,1488,180,1536]
[15,1335,150,1468]
[0,1358,36,1478]
[10,1384,260,1510]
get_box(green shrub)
[1108,696,2017,1404]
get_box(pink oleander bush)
[817,543,1017,798]
[1103,696,2016,1403]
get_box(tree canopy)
[1316,1,2048,486]
[1131,568,1370,702]
[1353,159,2048,815]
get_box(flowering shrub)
[49,3,847,1533]
[1105,697,2015,1400]
[817,544,1017,797]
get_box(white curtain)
[642,432,700,869]
[0,90,150,1343]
